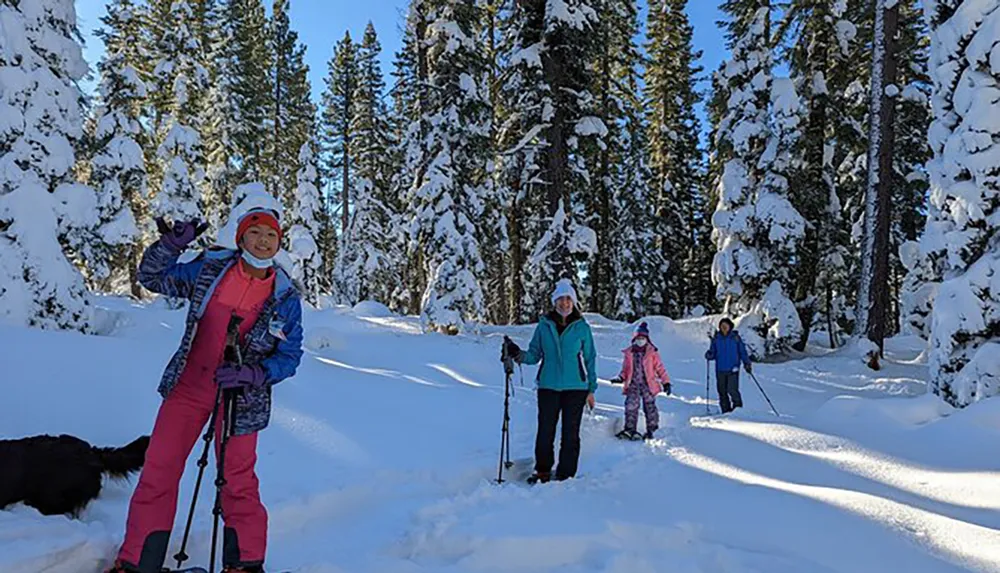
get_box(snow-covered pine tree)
[320,31,359,242]
[332,177,401,305]
[88,0,147,296]
[780,0,858,349]
[494,0,544,323]
[224,0,272,187]
[827,0,930,346]
[711,3,806,357]
[887,1,932,336]
[0,0,95,331]
[922,0,1000,406]
[199,0,237,226]
[402,0,491,333]
[508,0,600,320]
[610,33,658,320]
[149,0,208,226]
[388,4,432,314]
[645,0,710,318]
[580,0,618,317]
[586,0,658,321]
[287,141,324,304]
[352,22,393,210]
[332,22,402,307]
[269,0,314,206]
[475,5,510,325]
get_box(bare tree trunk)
[129,243,143,300]
[858,0,899,363]
[341,91,350,239]
[509,176,524,322]
[826,283,837,349]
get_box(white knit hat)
[551,278,578,305]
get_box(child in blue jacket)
[705,317,752,413]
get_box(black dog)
[0,434,149,517]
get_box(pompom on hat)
[633,321,650,340]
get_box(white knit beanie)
[551,278,578,306]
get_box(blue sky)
[74,1,728,126]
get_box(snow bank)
[351,301,394,318]
[0,507,116,573]
[815,393,953,428]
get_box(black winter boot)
[526,471,551,484]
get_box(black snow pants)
[535,389,589,480]
[717,371,743,413]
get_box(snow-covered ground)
[2,299,999,573]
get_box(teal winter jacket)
[520,311,598,393]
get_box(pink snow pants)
[117,375,267,571]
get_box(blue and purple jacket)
[138,239,304,435]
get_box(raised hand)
[155,217,209,251]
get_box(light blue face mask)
[241,249,274,269]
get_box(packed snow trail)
[1,299,999,573]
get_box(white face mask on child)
[635,338,647,347]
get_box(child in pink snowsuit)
[108,209,303,573]
[613,322,670,440]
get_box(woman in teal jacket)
[505,279,597,484]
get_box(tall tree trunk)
[541,13,571,280]
[793,5,831,352]
[826,283,837,349]
[595,36,612,317]
[486,0,508,324]
[341,91,350,238]
[274,49,283,197]
[129,244,143,300]
[858,0,899,362]
[509,171,524,322]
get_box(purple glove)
[215,364,267,390]
[156,217,208,251]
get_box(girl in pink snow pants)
[612,322,670,440]
[108,208,304,573]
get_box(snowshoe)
[615,428,642,441]
[643,430,656,440]
[162,566,282,573]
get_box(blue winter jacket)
[137,239,304,435]
[705,330,751,373]
[520,311,598,393]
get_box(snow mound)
[638,315,719,346]
[927,397,1000,436]
[304,327,348,351]
[0,507,115,573]
[351,300,394,318]
[815,394,953,428]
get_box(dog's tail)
[94,435,150,479]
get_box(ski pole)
[497,336,515,484]
[174,383,222,570]
[705,360,710,415]
[748,371,779,416]
[208,314,244,573]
